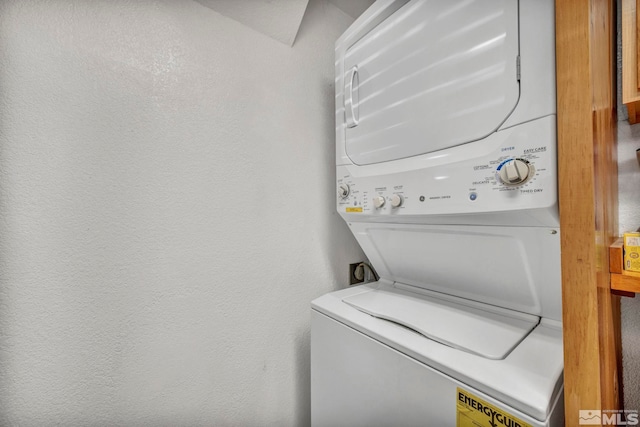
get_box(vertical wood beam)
[556,0,622,424]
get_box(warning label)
[345,207,363,213]
[457,388,532,427]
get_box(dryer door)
[343,0,520,165]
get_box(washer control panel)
[338,183,350,199]
[496,158,534,186]
[337,116,557,220]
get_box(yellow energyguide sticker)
[345,207,363,213]
[457,388,532,427]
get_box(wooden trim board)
[637,0,640,90]
[623,0,640,103]
[556,0,622,422]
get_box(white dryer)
[312,0,563,426]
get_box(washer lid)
[342,284,539,360]
[342,0,520,165]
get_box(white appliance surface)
[335,0,556,168]
[312,282,564,424]
[342,0,520,165]
[342,283,539,360]
[343,287,540,360]
[311,301,565,427]
[348,222,562,321]
[313,0,563,425]
[337,116,558,227]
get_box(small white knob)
[373,196,386,209]
[338,184,350,199]
[498,159,532,186]
[390,194,403,208]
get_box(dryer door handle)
[345,66,359,128]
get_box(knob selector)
[390,194,403,208]
[373,196,386,209]
[337,183,350,199]
[497,158,533,186]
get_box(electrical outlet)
[349,262,365,285]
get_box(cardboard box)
[624,232,640,272]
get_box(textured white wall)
[0,0,364,425]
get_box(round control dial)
[337,184,350,199]
[497,158,534,186]
[373,196,386,209]
[390,194,403,208]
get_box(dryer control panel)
[337,116,557,226]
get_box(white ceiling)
[195,0,310,46]
[194,0,375,47]
[328,0,376,19]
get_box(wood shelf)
[610,237,640,296]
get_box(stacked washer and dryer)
[311,0,564,426]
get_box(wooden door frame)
[556,0,623,424]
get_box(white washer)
[312,1,563,426]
